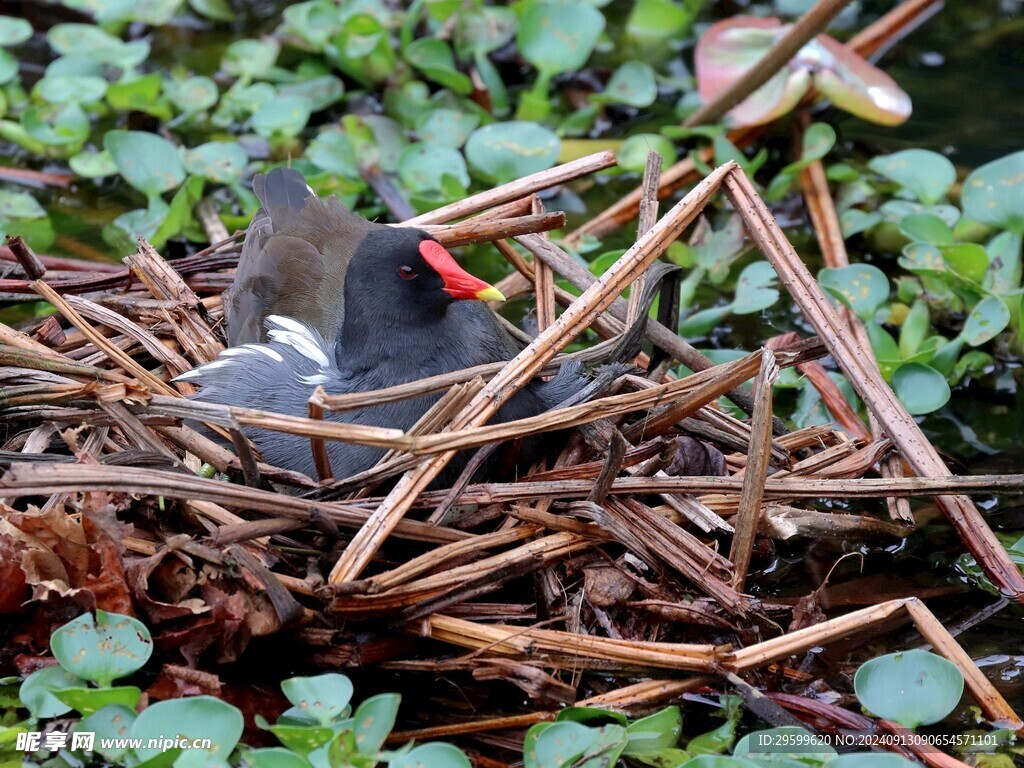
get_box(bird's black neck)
[336,299,454,373]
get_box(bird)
[178,167,582,482]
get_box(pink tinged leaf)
[811,35,912,125]
[728,68,810,126]
[695,17,814,127]
[695,17,786,104]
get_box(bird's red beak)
[419,240,505,302]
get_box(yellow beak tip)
[476,286,506,303]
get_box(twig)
[6,235,46,279]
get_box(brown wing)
[223,168,375,345]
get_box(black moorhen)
[179,168,580,480]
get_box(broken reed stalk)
[0,462,466,545]
[795,112,913,524]
[625,151,663,327]
[403,151,617,226]
[415,212,565,247]
[722,168,1024,602]
[729,349,778,589]
[327,163,737,584]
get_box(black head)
[342,228,503,327]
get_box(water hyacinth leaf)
[223,37,281,81]
[455,5,516,58]
[869,149,956,205]
[940,243,989,282]
[899,212,955,246]
[107,73,170,119]
[19,666,86,718]
[330,13,396,86]
[810,35,911,126]
[279,674,353,726]
[526,721,628,768]
[352,693,400,754]
[47,24,149,69]
[960,295,1010,346]
[105,130,186,199]
[307,129,358,177]
[0,15,32,46]
[151,175,204,248]
[281,0,342,49]
[765,122,836,200]
[881,200,961,228]
[841,209,882,239]
[361,114,407,173]
[556,707,629,726]
[0,189,45,219]
[962,150,1024,233]
[624,706,682,752]
[985,230,1023,293]
[679,306,732,338]
[263,720,337,755]
[518,2,605,78]
[626,0,696,46]
[898,299,931,358]
[245,748,312,768]
[399,143,469,193]
[732,261,780,314]
[619,134,677,173]
[415,108,479,149]
[167,75,219,113]
[891,363,951,415]
[24,102,91,148]
[133,696,243,768]
[78,705,136,761]
[184,141,248,182]
[389,743,471,768]
[50,610,153,687]
[818,263,889,321]
[465,122,560,184]
[592,61,657,107]
[0,49,16,84]
[251,95,312,138]
[404,38,472,95]
[70,149,118,178]
[854,649,964,727]
[278,75,344,112]
[189,0,235,22]
[53,685,142,716]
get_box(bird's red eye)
[398,266,417,280]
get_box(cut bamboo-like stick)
[404,151,617,226]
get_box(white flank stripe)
[266,315,310,334]
[248,345,285,362]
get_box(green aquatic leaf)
[960,295,1011,347]
[166,75,219,113]
[618,133,677,173]
[818,263,889,321]
[183,141,248,183]
[70,149,118,178]
[389,743,471,768]
[465,121,560,184]
[0,16,31,47]
[399,143,469,193]
[0,189,45,219]
[50,610,153,687]
[251,95,312,138]
[962,150,1024,233]
[222,37,281,80]
[404,38,472,95]
[869,149,956,206]
[592,61,657,108]
[132,696,243,768]
[854,649,964,728]
[518,2,605,78]
[891,363,951,415]
[105,130,186,199]
[47,23,149,69]
[19,666,87,719]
